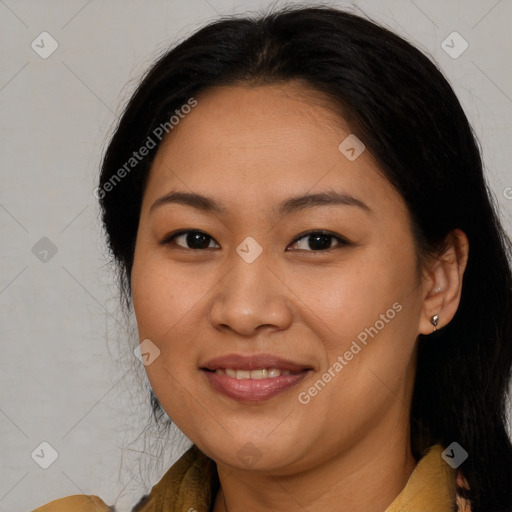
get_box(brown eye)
[161,229,350,252]
[288,231,349,251]
[162,230,220,250]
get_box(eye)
[161,230,220,250]
[161,229,350,252]
[288,230,349,252]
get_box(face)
[131,83,426,473]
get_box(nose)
[209,251,293,337]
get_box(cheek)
[130,246,208,394]
[131,253,204,426]
[294,265,419,431]
[292,244,421,422]
[131,247,201,342]
[294,252,416,352]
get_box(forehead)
[161,83,350,158]
[142,83,404,219]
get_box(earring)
[431,314,439,332]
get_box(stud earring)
[431,314,439,332]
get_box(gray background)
[1,0,511,511]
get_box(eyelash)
[160,229,351,252]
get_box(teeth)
[250,369,267,379]
[214,368,293,379]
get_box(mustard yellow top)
[32,443,469,512]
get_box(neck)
[213,433,417,512]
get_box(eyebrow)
[149,190,371,216]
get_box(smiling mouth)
[208,367,300,379]
[199,353,313,402]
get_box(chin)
[195,433,311,473]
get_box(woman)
[33,4,512,512]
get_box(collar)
[132,443,457,512]
[384,444,457,511]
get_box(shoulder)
[31,494,113,511]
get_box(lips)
[200,353,313,402]
[201,353,312,373]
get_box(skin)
[130,83,469,512]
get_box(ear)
[418,228,469,335]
